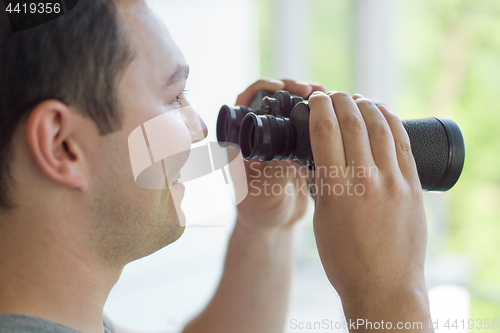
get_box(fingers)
[308,82,327,94]
[353,95,399,173]
[236,78,285,106]
[378,105,420,183]
[329,91,375,167]
[237,78,327,107]
[281,79,326,98]
[281,79,312,98]
[309,92,346,174]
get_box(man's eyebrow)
[166,64,190,87]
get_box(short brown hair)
[0,0,134,209]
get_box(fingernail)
[268,79,284,85]
[310,91,325,96]
[378,104,395,115]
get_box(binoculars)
[217,91,465,191]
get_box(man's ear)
[25,100,88,191]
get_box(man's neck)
[0,213,122,333]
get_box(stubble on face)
[85,1,188,268]
[88,136,186,268]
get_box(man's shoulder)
[0,314,80,333]
[0,314,114,333]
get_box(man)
[0,0,433,332]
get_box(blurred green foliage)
[397,0,500,321]
[259,0,500,319]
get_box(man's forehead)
[164,64,190,89]
[118,0,186,85]
[118,1,181,57]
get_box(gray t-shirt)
[0,314,114,333]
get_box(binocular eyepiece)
[217,90,465,191]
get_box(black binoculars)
[216,90,465,191]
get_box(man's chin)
[142,221,185,259]
[169,184,186,227]
[168,223,186,245]
[159,208,186,247]
[144,187,187,253]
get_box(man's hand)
[231,78,325,230]
[184,79,325,333]
[307,91,432,331]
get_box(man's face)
[89,1,206,264]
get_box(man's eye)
[170,90,189,107]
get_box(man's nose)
[181,105,208,144]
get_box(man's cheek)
[170,142,249,227]
[143,113,191,165]
[128,111,191,190]
[127,110,251,229]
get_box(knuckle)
[411,183,424,199]
[259,77,273,84]
[386,110,401,121]
[396,140,413,156]
[309,93,331,104]
[308,93,332,106]
[315,196,337,210]
[406,179,423,196]
[361,173,403,199]
[357,179,379,198]
[394,182,420,202]
[313,118,338,138]
[384,110,402,125]
[387,189,407,205]
[355,98,376,109]
[341,113,364,131]
[330,91,351,102]
[369,121,390,137]
[382,174,403,192]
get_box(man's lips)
[170,172,181,186]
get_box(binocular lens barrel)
[240,113,296,161]
[216,91,465,191]
[216,105,252,147]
